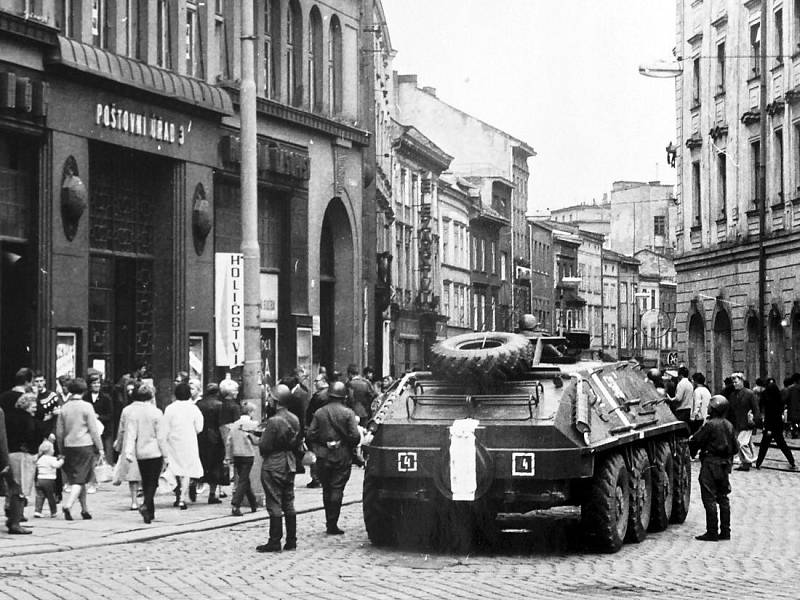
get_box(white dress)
[163,399,204,478]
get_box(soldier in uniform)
[306,381,361,535]
[256,384,301,553]
[689,394,738,541]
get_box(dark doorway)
[0,132,36,390]
[0,242,34,388]
[89,144,165,384]
[318,198,354,374]
[712,308,732,393]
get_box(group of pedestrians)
[670,367,800,544]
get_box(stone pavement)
[0,466,364,558]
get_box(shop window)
[308,6,323,111]
[263,0,280,97]
[286,0,303,107]
[751,22,761,78]
[328,15,342,114]
[157,0,172,70]
[92,0,110,49]
[186,1,204,78]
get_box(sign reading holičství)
[215,253,244,367]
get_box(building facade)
[528,219,555,332]
[394,73,535,332]
[387,122,451,374]
[674,0,800,390]
[0,1,371,396]
[439,173,476,338]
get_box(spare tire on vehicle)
[430,332,532,382]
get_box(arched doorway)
[712,308,732,394]
[767,307,786,382]
[793,305,800,375]
[744,313,760,381]
[319,198,355,374]
[687,313,706,376]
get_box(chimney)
[397,74,418,86]
[422,86,437,97]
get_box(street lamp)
[638,59,683,79]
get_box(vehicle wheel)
[670,439,691,524]
[473,498,502,551]
[395,500,436,550]
[430,332,532,382]
[581,452,630,553]
[625,447,652,543]
[434,500,476,554]
[362,473,396,546]
[648,440,674,532]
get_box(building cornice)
[674,230,800,271]
[0,10,58,46]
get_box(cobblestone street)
[1,446,799,600]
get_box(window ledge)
[715,216,727,225]
[689,224,702,233]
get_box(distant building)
[608,181,676,257]
[528,219,555,332]
[550,201,610,238]
[439,174,477,338]
[394,74,536,331]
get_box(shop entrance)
[89,144,169,384]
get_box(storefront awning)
[48,35,233,116]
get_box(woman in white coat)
[163,382,204,509]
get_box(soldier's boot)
[283,513,297,550]
[6,495,31,535]
[326,500,344,535]
[718,498,731,540]
[256,516,283,552]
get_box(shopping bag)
[111,458,124,486]
[157,464,177,495]
[94,457,113,483]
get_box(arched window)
[286,0,303,106]
[328,15,342,113]
[308,7,323,111]
[264,0,281,98]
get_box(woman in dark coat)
[195,380,225,503]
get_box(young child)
[225,402,261,516]
[688,394,738,541]
[35,439,64,518]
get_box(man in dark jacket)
[346,364,377,425]
[727,372,760,471]
[257,384,301,553]
[689,395,738,541]
[306,381,360,535]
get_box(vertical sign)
[55,332,77,379]
[215,253,244,367]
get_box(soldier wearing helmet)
[688,394,738,542]
[256,383,302,553]
[306,379,361,535]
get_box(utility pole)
[757,0,768,379]
[240,0,262,415]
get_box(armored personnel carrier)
[362,325,691,553]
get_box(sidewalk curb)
[2,499,362,558]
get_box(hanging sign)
[215,253,244,367]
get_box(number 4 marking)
[397,452,418,472]
[512,452,535,476]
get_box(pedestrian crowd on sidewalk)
[648,364,800,544]
[0,361,380,551]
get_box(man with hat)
[727,372,760,471]
[306,380,360,535]
[256,384,302,552]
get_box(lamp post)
[240,1,262,415]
